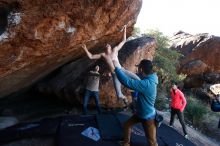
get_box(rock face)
[37,36,156,107]
[170,31,220,88]
[0,0,142,98]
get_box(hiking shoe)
[184,134,189,139]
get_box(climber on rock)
[81,25,140,106]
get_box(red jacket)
[170,89,187,112]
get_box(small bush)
[155,91,169,111]
[185,97,208,127]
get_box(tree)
[144,29,184,89]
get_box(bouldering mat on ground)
[58,115,120,146]
[0,117,60,144]
[0,113,195,146]
[96,114,123,140]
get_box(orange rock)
[0,0,142,98]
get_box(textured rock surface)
[37,36,156,107]
[171,32,220,75]
[0,0,142,98]
[183,75,204,88]
[170,31,220,88]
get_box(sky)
[135,0,220,37]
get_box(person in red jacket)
[169,82,188,139]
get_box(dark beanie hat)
[137,59,153,74]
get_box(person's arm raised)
[113,25,127,52]
[81,44,102,59]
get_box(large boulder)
[203,73,220,84]
[0,0,142,98]
[183,75,204,89]
[170,31,220,88]
[171,31,220,75]
[37,36,156,108]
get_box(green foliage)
[143,29,184,89]
[132,26,141,37]
[185,96,208,126]
[155,89,169,111]
[145,29,169,49]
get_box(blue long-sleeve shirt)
[115,67,158,119]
